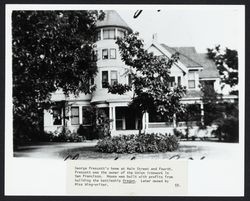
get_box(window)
[103,29,115,39]
[110,48,116,59]
[82,107,92,125]
[177,76,181,86]
[168,76,175,87]
[92,50,98,61]
[90,77,94,85]
[149,111,171,122]
[102,71,109,88]
[53,108,62,125]
[188,71,196,89]
[102,49,108,60]
[111,71,118,85]
[117,29,126,38]
[128,74,132,86]
[95,30,101,41]
[71,107,79,125]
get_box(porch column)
[142,112,146,132]
[173,113,177,128]
[109,106,113,130]
[79,105,83,125]
[145,112,149,132]
[200,102,204,125]
[112,106,116,131]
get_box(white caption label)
[66,160,188,196]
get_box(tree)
[12,11,104,143]
[207,45,238,94]
[108,32,186,133]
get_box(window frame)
[102,71,109,88]
[103,28,116,40]
[188,70,196,89]
[71,106,79,125]
[110,48,116,59]
[110,70,118,85]
[102,49,108,60]
[52,107,62,126]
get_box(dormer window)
[103,28,116,39]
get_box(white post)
[145,112,149,132]
[173,113,177,128]
[79,105,83,125]
[200,102,204,125]
[142,112,146,133]
[100,28,103,40]
[109,106,113,130]
[112,106,116,131]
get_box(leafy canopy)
[207,45,238,92]
[12,10,103,137]
[108,32,186,118]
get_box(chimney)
[152,33,158,43]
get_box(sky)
[116,6,244,53]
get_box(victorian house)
[44,10,237,136]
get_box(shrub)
[52,126,85,142]
[96,133,179,153]
[77,125,95,140]
[215,116,239,142]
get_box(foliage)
[213,102,239,142]
[207,45,238,93]
[77,106,110,139]
[108,32,186,124]
[108,83,131,95]
[50,126,85,142]
[12,10,104,144]
[96,133,179,153]
[214,116,238,142]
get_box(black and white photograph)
[5,4,245,196]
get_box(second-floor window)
[103,28,115,39]
[168,76,175,87]
[177,76,181,86]
[102,71,109,88]
[110,49,116,59]
[102,49,108,60]
[188,71,196,89]
[71,107,79,125]
[111,71,118,85]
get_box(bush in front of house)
[96,133,179,153]
[51,127,85,142]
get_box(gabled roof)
[160,44,220,79]
[161,44,202,68]
[96,10,132,33]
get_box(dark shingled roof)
[96,10,132,33]
[160,44,219,79]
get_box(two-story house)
[43,10,236,136]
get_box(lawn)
[14,140,240,160]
